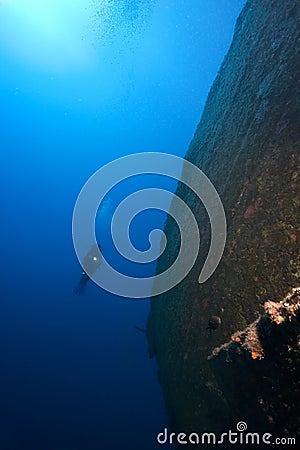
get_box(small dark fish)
[207,315,222,334]
[134,326,147,334]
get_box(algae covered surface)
[147,0,300,439]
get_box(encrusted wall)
[147,0,300,441]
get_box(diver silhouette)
[74,243,102,295]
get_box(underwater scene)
[1,0,299,449]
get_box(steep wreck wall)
[148,0,300,441]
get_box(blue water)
[0,1,245,449]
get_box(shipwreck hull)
[148,0,300,443]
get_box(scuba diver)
[74,243,102,295]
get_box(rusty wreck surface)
[209,288,300,438]
[147,0,300,442]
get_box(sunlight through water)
[0,0,94,72]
